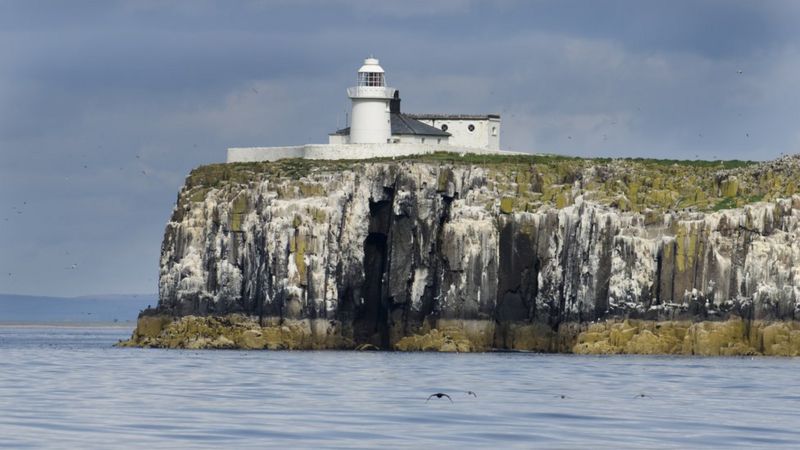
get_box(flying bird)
[633,393,654,399]
[426,393,453,403]
[463,391,477,397]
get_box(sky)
[1,0,799,297]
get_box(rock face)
[125,154,800,353]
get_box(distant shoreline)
[0,322,135,328]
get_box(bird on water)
[427,393,453,403]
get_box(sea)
[1,325,799,449]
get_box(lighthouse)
[347,57,396,144]
[227,56,508,163]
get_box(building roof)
[405,113,501,120]
[391,113,451,136]
[330,113,451,137]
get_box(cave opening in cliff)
[354,195,393,348]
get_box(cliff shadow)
[352,191,394,348]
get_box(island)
[120,152,800,355]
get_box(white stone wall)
[414,118,500,150]
[227,143,518,163]
[328,134,348,145]
[227,146,306,162]
[329,134,448,146]
[397,135,447,145]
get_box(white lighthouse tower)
[347,57,396,144]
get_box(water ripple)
[2,326,800,448]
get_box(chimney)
[389,90,401,113]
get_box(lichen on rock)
[571,317,800,356]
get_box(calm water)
[1,326,799,449]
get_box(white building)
[227,57,509,163]
[407,114,501,151]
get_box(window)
[357,71,384,87]
[441,124,448,132]
[468,124,475,132]
[492,126,497,136]
[421,138,426,143]
[437,138,441,144]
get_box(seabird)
[426,393,452,403]
[463,391,477,397]
[633,393,653,399]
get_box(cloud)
[1,1,799,296]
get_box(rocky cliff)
[123,153,800,354]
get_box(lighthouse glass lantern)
[358,70,384,87]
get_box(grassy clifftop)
[180,152,800,215]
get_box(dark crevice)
[494,220,535,323]
[425,195,454,321]
[354,192,394,348]
[594,220,614,319]
[359,232,389,346]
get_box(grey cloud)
[1,1,798,296]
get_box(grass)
[713,198,737,211]
[181,151,791,215]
